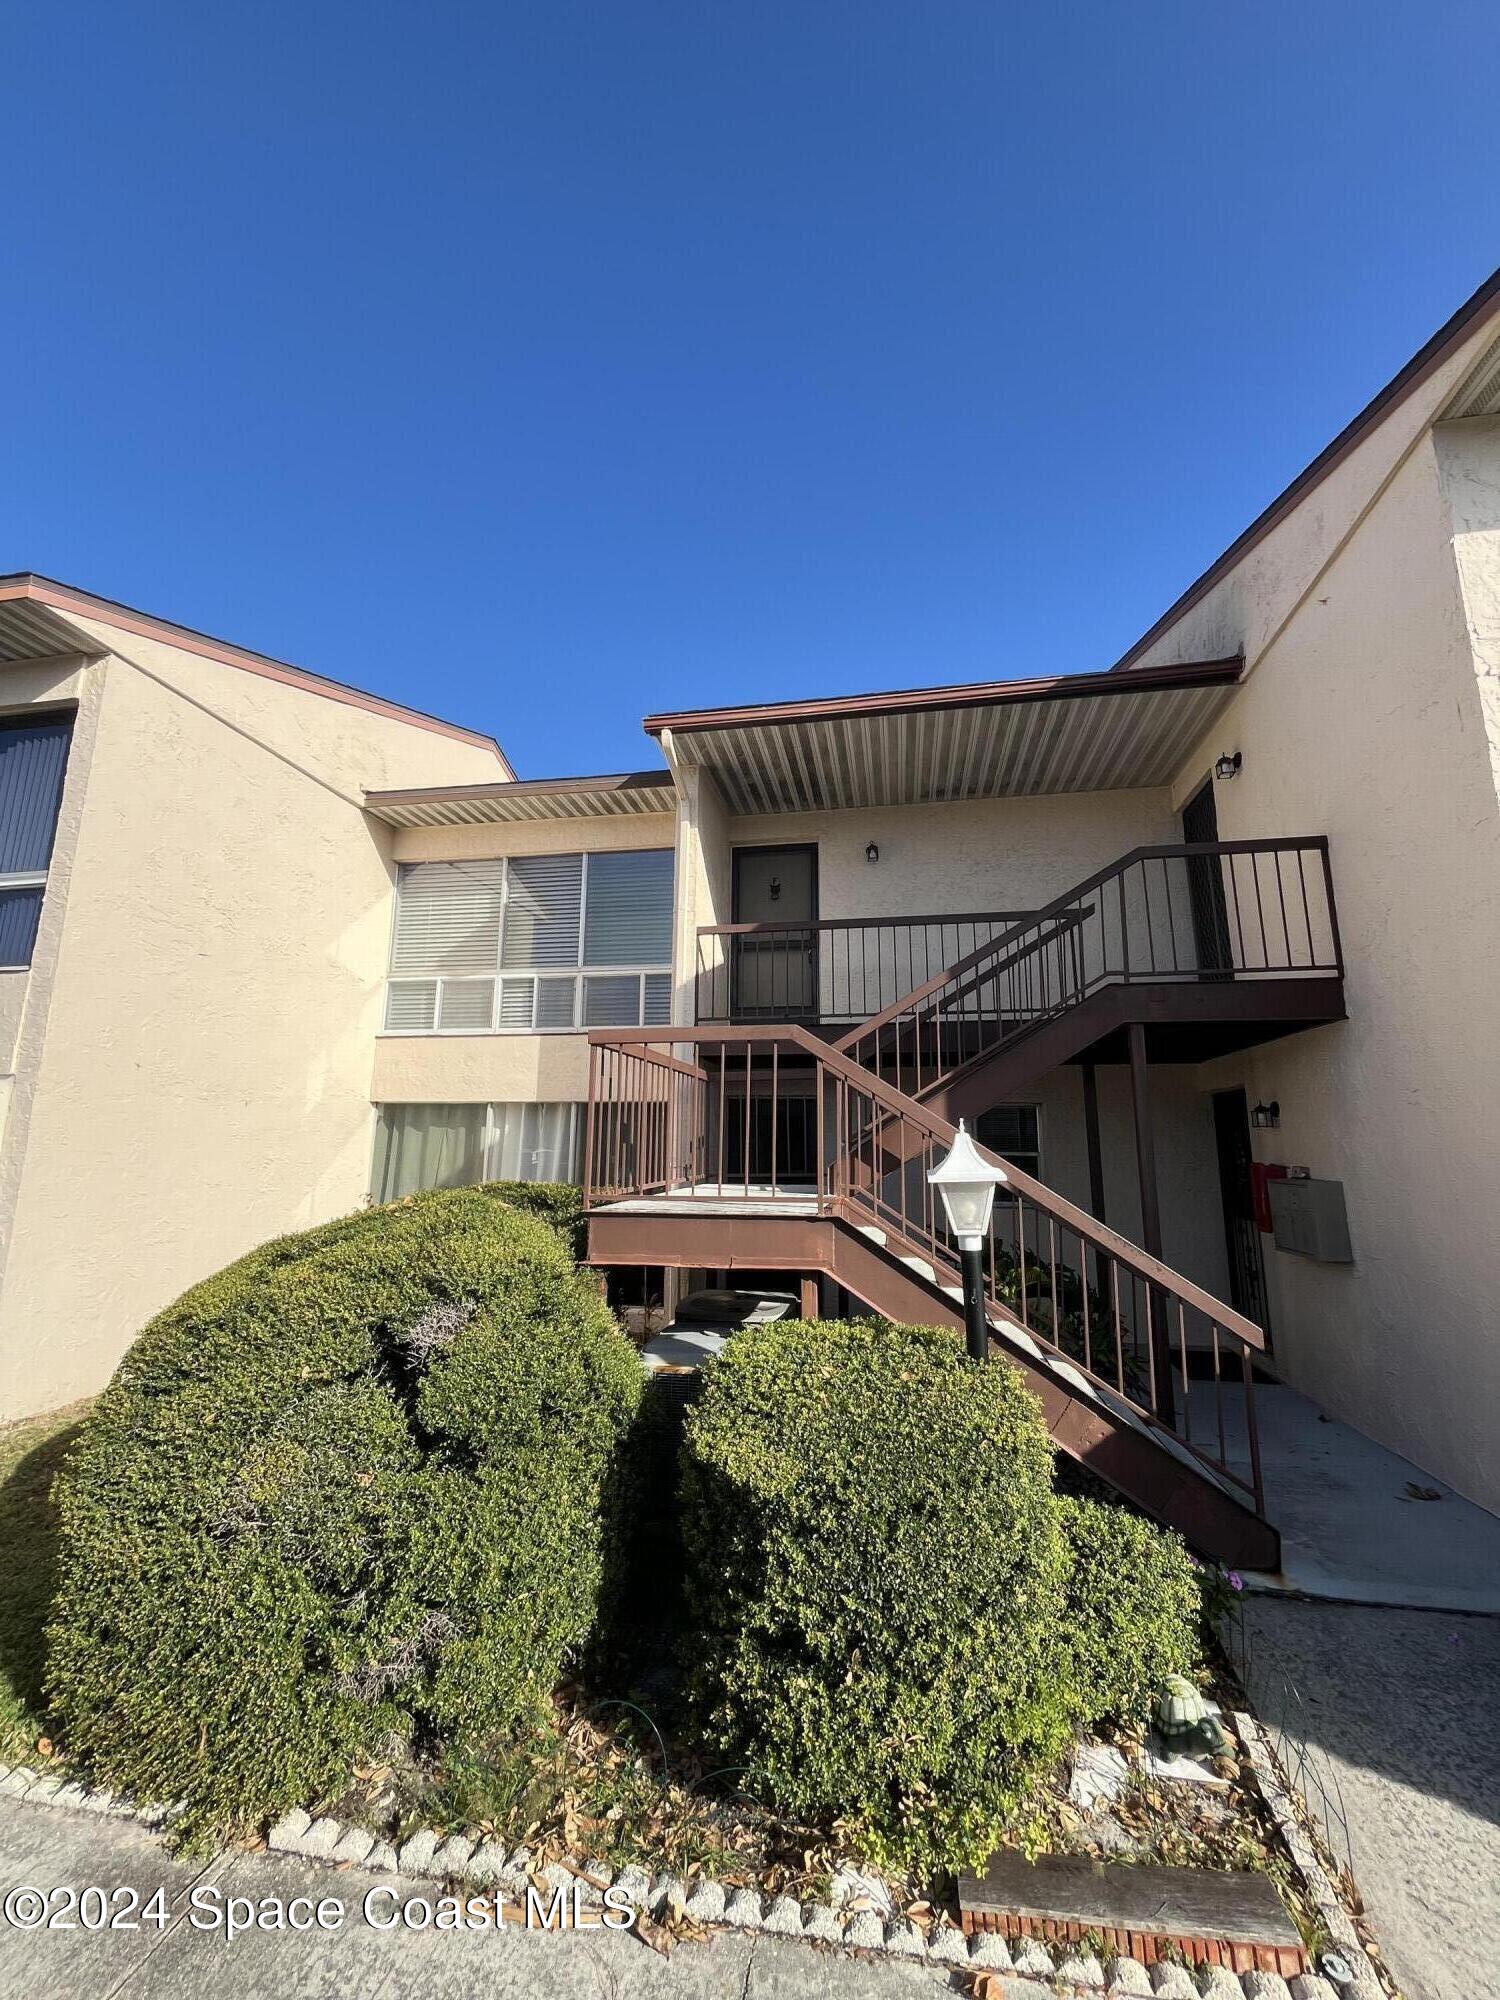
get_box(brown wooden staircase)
[584,838,1346,1569]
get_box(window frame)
[381,849,676,1036]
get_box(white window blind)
[583,849,674,965]
[502,855,583,967]
[385,848,674,1033]
[389,860,505,976]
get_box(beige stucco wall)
[0,631,501,1423]
[1131,367,1500,1509]
[710,789,1181,926]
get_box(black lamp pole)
[960,1242,988,1361]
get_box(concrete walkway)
[0,1793,961,2000]
[1239,1595,1500,2000]
[1191,1382,1500,1612]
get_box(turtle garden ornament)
[1152,1674,1230,1759]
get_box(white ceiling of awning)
[662,679,1237,814]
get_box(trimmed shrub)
[679,1318,1075,1873]
[476,1180,586,1261]
[46,1187,640,1846]
[1057,1493,1200,1731]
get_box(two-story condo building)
[4,266,1500,1563]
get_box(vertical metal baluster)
[1111,1260,1125,1394]
[1048,1218,1059,1349]
[1178,1303,1191,1441]
[1226,850,1247,969]
[743,1041,752,1194]
[1243,1350,1265,1516]
[1273,849,1291,972]
[1079,1228,1093,1375]
[770,1043,779,1196]
[1017,1192,1029,1327]
[717,1048,727,1195]
[1212,1325,1226,1472]
[1142,1276,1159,1416]
[1295,846,1313,964]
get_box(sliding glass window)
[384,849,673,1033]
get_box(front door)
[1182,779,1234,975]
[731,845,818,1018]
[1212,1088,1270,1338]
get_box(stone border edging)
[1230,1712,1386,2000]
[0,1757,1369,2000]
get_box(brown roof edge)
[365,768,673,806]
[0,572,511,767]
[1111,262,1500,673]
[643,655,1243,736]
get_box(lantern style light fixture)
[927,1120,1008,1361]
[1214,750,1243,780]
[1251,1098,1281,1129]
[865,840,880,864]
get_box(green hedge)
[1057,1493,1200,1731]
[475,1180,586,1260]
[679,1319,1075,1873]
[46,1186,639,1846]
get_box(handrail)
[585,1022,1265,1351]
[698,907,1035,937]
[584,1021,1270,1512]
[694,906,1037,1026]
[836,836,1340,1098]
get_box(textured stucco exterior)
[1124,319,1500,1512]
[0,624,500,1422]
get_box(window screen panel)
[535,976,578,1029]
[975,1105,1041,1177]
[642,972,672,1025]
[582,973,642,1026]
[371,1103,485,1202]
[436,978,496,1032]
[390,861,505,976]
[0,718,71,874]
[0,888,44,968]
[385,980,438,1031]
[498,977,537,1028]
[582,849,674,966]
[502,854,583,967]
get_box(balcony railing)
[694,910,1034,1025]
[583,1022,1269,1519]
[837,838,1342,1098]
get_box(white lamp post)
[927,1120,1007,1361]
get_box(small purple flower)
[1227,1571,1244,1592]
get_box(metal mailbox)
[1268,1176,1353,1262]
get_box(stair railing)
[836,837,1341,1099]
[585,1022,1269,1516]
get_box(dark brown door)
[731,845,818,1018]
[1182,779,1234,975]
[1212,1088,1270,1337]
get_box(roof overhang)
[365,768,677,827]
[647,659,1241,814]
[0,573,510,766]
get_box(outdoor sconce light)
[865,841,880,864]
[927,1120,1007,1362]
[1251,1099,1281,1129]
[1214,750,1243,780]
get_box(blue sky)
[5,2,1496,776]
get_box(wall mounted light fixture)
[865,841,880,864]
[1215,750,1243,780]
[1251,1099,1281,1129]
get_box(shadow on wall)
[0,1414,89,1742]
